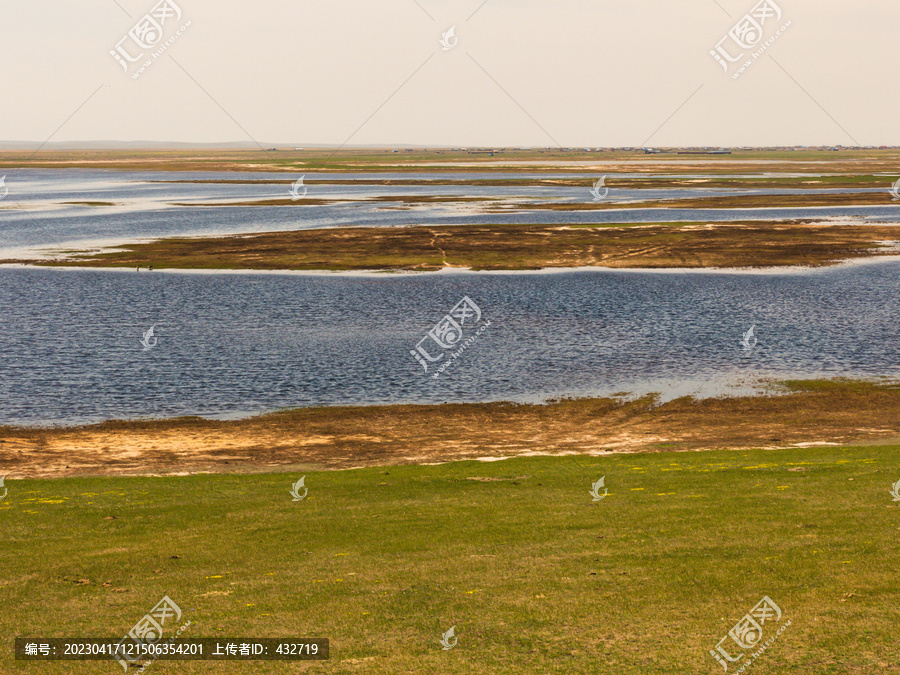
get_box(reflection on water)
[1,262,898,426]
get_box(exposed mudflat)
[3,380,898,479]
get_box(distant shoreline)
[2,147,900,174]
[5,150,900,271]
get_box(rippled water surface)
[1,262,898,426]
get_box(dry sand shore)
[2,381,897,479]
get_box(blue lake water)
[1,169,898,257]
[1,169,898,426]
[1,262,898,427]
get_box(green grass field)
[3,444,899,673]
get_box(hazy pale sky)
[2,0,897,147]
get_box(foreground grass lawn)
[2,445,899,673]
